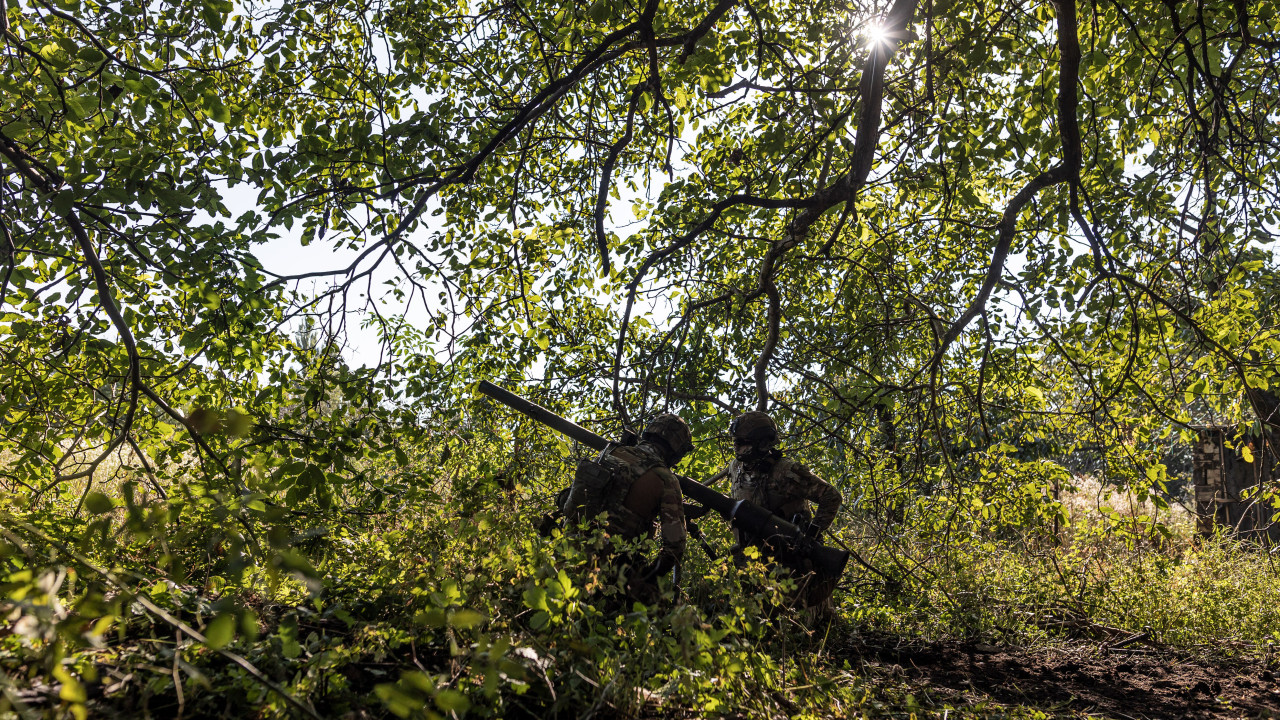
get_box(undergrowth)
[2,463,1279,720]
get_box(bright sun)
[863,21,891,47]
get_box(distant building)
[1191,426,1280,542]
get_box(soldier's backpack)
[561,444,661,535]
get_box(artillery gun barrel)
[477,380,850,582]
[479,382,734,512]
[478,381,609,452]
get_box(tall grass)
[838,473,1280,657]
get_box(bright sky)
[219,181,424,369]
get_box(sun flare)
[863,21,891,47]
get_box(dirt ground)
[831,632,1280,719]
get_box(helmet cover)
[729,411,778,448]
[643,413,694,460]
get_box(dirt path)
[831,633,1280,719]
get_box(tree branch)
[595,85,643,271]
[928,0,1084,368]
[754,278,781,410]
[613,0,921,416]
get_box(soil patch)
[829,632,1280,719]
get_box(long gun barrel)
[478,381,850,585]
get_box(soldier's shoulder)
[611,444,664,468]
[774,455,801,473]
[651,466,685,507]
[651,463,680,485]
[776,456,818,480]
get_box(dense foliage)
[2,0,1279,716]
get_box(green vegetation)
[3,0,1280,716]
[4,435,1279,718]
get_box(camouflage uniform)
[575,442,686,563]
[720,411,842,550]
[719,411,844,611]
[727,453,841,543]
[562,414,691,601]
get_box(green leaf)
[55,667,87,703]
[434,689,471,714]
[64,93,94,120]
[587,0,610,22]
[51,190,75,216]
[402,672,434,692]
[204,91,231,123]
[239,608,259,641]
[522,587,547,611]
[414,608,447,627]
[77,46,105,63]
[204,613,236,649]
[58,676,86,702]
[449,608,485,629]
[84,492,113,514]
[375,682,426,718]
[279,618,301,658]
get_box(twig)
[4,516,323,720]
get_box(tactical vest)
[562,444,663,538]
[730,456,811,525]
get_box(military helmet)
[642,413,694,459]
[729,411,778,447]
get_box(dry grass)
[1058,472,1196,538]
[0,441,162,506]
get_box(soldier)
[717,411,842,564]
[562,413,692,602]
